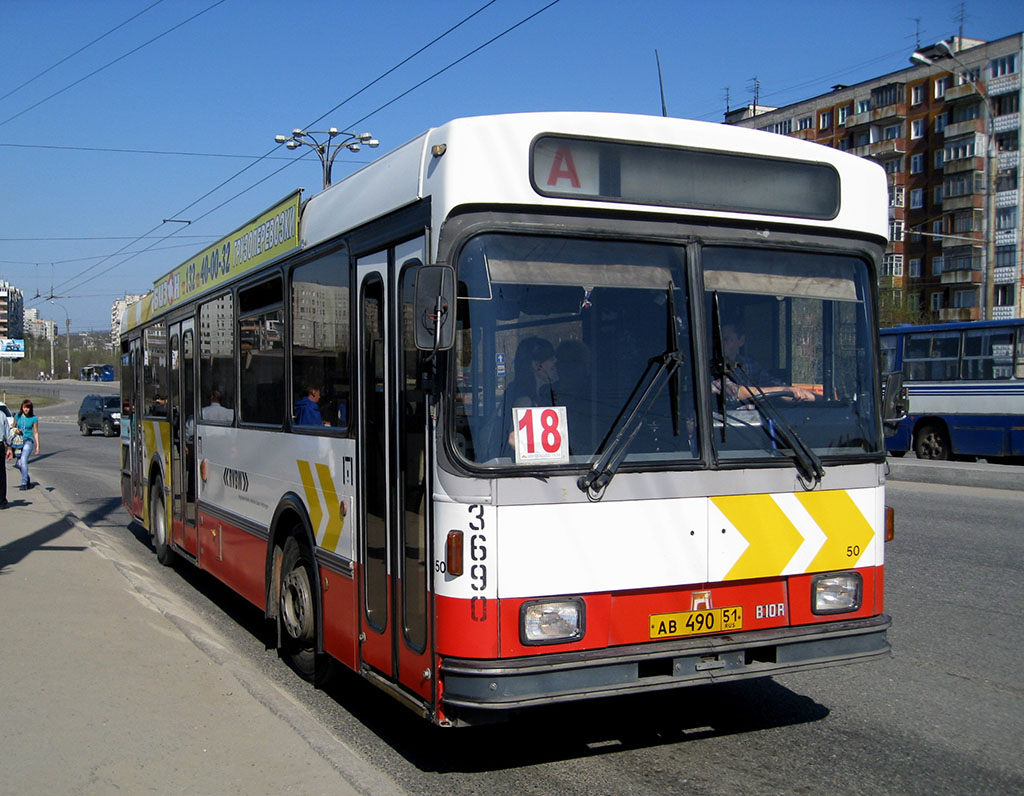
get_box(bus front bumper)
[440,614,890,712]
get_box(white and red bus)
[120,112,896,726]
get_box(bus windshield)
[450,234,881,469]
[705,246,880,461]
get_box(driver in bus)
[713,319,817,406]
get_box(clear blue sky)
[1,0,1021,332]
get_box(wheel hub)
[281,566,314,642]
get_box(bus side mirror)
[881,371,909,437]
[414,264,456,352]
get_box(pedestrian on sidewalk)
[14,399,40,491]
[0,409,12,506]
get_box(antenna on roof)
[655,50,668,117]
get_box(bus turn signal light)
[446,530,464,576]
[885,505,895,542]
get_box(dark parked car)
[79,394,121,437]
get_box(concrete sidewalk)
[887,455,1024,491]
[0,468,394,796]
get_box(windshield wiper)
[579,282,683,497]
[727,359,825,487]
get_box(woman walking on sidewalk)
[14,400,40,490]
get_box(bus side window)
[290,247,351,431]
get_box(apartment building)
[727,33,1023,323]
[0,280,25,338]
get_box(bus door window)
[238,278,285,426]
[289,247,351,430]
[181,323,197,529]
[397,238,428,654]
[359,267,388,632]
[169,328,182,526]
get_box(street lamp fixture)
[911,40,998,320]
[273,128,379,189]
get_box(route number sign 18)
[512,406,569,464]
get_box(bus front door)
[357,241,432,703]
[169,318,199,558]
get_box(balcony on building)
[993,111,1020,134]
[943,80,987,104]
[944,117,985,138]
[942,153,985,174]
[939,306,981,321]
[852,137,906,159]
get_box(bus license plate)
[649,607,743,639]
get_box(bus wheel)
[150,479,176,566]
[279,536,332,685]
[914,424,950,460]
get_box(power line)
[50,0,543,301]
[0,0,166,104]
[0,0,228,128]
[0,141,295,160]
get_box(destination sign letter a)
[547,146,581,188]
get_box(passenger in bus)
[555,339,594,454]
[713,320,817,406]
[501,337,558,453]
[294,385,326,426]
[150,394,168,417]
[200,388,234,422]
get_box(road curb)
[887,458,1024,492]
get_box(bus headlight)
[811,572,862,615]
[521,598,585,645]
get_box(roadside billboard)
[0,338,25,358]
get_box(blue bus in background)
[80,363,115,382]
[880,319,1024,461]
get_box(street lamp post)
[50,300,71,379]
[273,128,379,189]
[912,40,998,320]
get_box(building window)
[995,245,1017,267]
[890,186,905,207]
[837,137,851,151]
[930,291,944,311]
[934,185,944,203]
[890,220,904,241]
[932,220,944,236]
[996,207,1019,230]
[883,157,903,175]
[957,68,981,86]
[932,256,944,275]
[944,137,974,162]
[934,76,949,99]
[910,153,925,174]
[819,109,833,129]
[934,112,948,133]
[935,149,945,169]
[908,292,921,311]
[911,84,924,105]
[883,124,901,140]
[909,258,922,278]
[995,283,1015,306]
[911,118,926,139]
[838,104,851,125]
[953,288,977,308]
[856,98,871,114]
[797,115,813,130]
[990,54,1018,78]
[883,254,905,277]
[910,188,924,209]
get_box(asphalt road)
[19,392,1024,796]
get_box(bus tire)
[279,535,332,685]
[914,423,950,460]
[150,478,176,566]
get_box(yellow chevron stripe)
[797,490,875,572]
[297,460,322,535]
[713,494,804,581]
[315,463,345,553]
